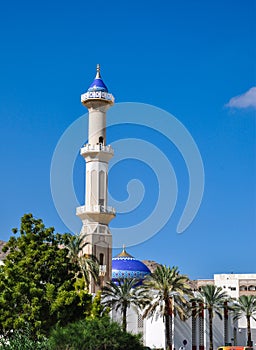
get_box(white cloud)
[225,87,256,109]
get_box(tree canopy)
[233,295,256,346]
[48,316,145,350]
[142,265,192,350]
[191,284,229,350]
[101,278,150,332]
[0,214,92,337]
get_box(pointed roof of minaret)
[87,64,109,93]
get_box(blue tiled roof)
[87,64,109,92]
[112,248,150,282]
[88,77,108,92]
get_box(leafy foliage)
[0,327,49,350]
[65,233,100,289]
[48,316,145,350]
[190,284,229,350]
[141,265,192,350]
[90,290,110,319]
[101,278,150,332]
[232,295,256,346]
[0,214,92,337]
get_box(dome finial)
[117,245,133,258]
[96,64,101,79]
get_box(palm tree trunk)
[122,305,127,332]
[224,301,228,346]
[165,300,172,350]
[247,315,252,346]
[209,308,213,350]
[165,313,172,350]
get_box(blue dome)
[87,64,108,92]
[112,248,150,282]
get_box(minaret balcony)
[81,144,113,154]
[81,91,114,104]
[76,205,116,216]
[80,144,114,161]
[76,205,116,225]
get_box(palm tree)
[101,278,151,332]
[66,233,87,265]
[141,265,192,350]
[190,284,229,350]
[79,254,99,289]
[65,233,99,290]
[233,295,256,347]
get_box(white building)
[214,274,256,347]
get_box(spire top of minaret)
[87,63,109,93]
[96,64,101,79]
[81,65,114,106]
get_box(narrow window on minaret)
[99,136,104,145]
[99,253,104,265]
[99,171,105,206]
[91,170,97,206]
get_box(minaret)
[76,64,115,292]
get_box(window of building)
[99,171,105,206]
[99,253,104,266]
[99,136,104,145]
[138,313,143,329]
[248,285,256,291]
[239,285,247,291]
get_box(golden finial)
[117,245,133,258]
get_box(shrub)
[0,328,49,350]
[48,316,145,350]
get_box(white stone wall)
[112,305,256,350]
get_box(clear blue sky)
[0,0,255,279]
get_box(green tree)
[101,278,150,332]
[0,327,49,350]
[0,214,92,337]
[142,265,192,350]
[90,290,110,319]
[233,295,256,347]
[191,284,229,350]
[48,316,145,350]
[65,233,100,289]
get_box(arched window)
[91,170,97,205]
[99,136,104,145]
[239,285,247,291]
[248,285,256,291]
[99,171,105,206]
[99,253,104,266]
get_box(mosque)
[75,65,256,349]
[0,65,255,349]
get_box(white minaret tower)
[76,64,115,292]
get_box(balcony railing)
[81,91,114,103]
[80,144,114,154]
[76,205,116,215]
